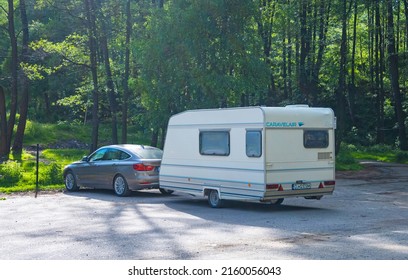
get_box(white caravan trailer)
[159,106,336,208]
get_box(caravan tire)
[208,190,223,208]
[159,188,174,195]
[270,198,284,205]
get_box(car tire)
[64,171,79,192]
[159,188,174,195]
[113,175,131,197]
[207,189,223,208]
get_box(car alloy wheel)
[64,171,79,191]
[113,175,130,197]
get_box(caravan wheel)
[159,188,174,195]
[270,198,284,205]
[208,190,223,208]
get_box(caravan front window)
[199,131,230,156]
[246,130,262,157]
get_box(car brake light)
[133,164,155,171]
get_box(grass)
[335,150,364,171]
[0,149,88,194]
[336,144,408,172]
[351,146,408,164]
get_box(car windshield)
[129,146,163,159]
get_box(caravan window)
[246,130,262,157]
[304,130,329,148]
[199,131,230,156]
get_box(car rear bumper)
[127,174,160,190]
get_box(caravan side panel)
[159,108,267,201]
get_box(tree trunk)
[335,0,348,154]
[348,0,357,123]
[6,0,18,155]
[286,0,293,99]
[404,0,408,48]
[387,0,408,150]
[84,0,99,152]
[100,28,119,145]
[12,0,30,153]
[0,86,8,160]
[299,0,311,103]
[257,0,277,105]
[150,129,158,148]
[375,1,385,144]
[122,0,132,144]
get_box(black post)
[35,144,39,198]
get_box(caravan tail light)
[133,164,155,172]
[324,181,335,186]
[266,184,280,190]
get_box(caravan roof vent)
[285,104,309,108]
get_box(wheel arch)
[203,187,221,198]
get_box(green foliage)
[39,162,63,185]
[41,149,87,166]
[0,161,23,187]
[24,34,89,80]
[336,145,363,171]
[140,0,270,129]
[2,0,408,169]
[395,151,408,163]
[351,144,408,164]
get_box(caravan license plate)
[292,183,311,190]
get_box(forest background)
[1,0,408,161]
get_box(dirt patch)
[25,140,89,151]
[336,164,384,180]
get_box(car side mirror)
[81,156,89,162]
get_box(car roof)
[97,144,162,158]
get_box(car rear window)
[132,147,163,159]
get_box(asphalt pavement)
[0,162,407,260]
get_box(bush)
[0,161,23,186]
[364,144,395,154]
[395,151,408,163]
[336,146,362,171]
[39,163,63,185]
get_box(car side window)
[102,149,117,160]
[89,148,107,162]
[118,150,131,160]
[100,149,130,160]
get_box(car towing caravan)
[159,106,336,208]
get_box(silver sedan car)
[63,144,172,196]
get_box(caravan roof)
[168,106,335,129]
